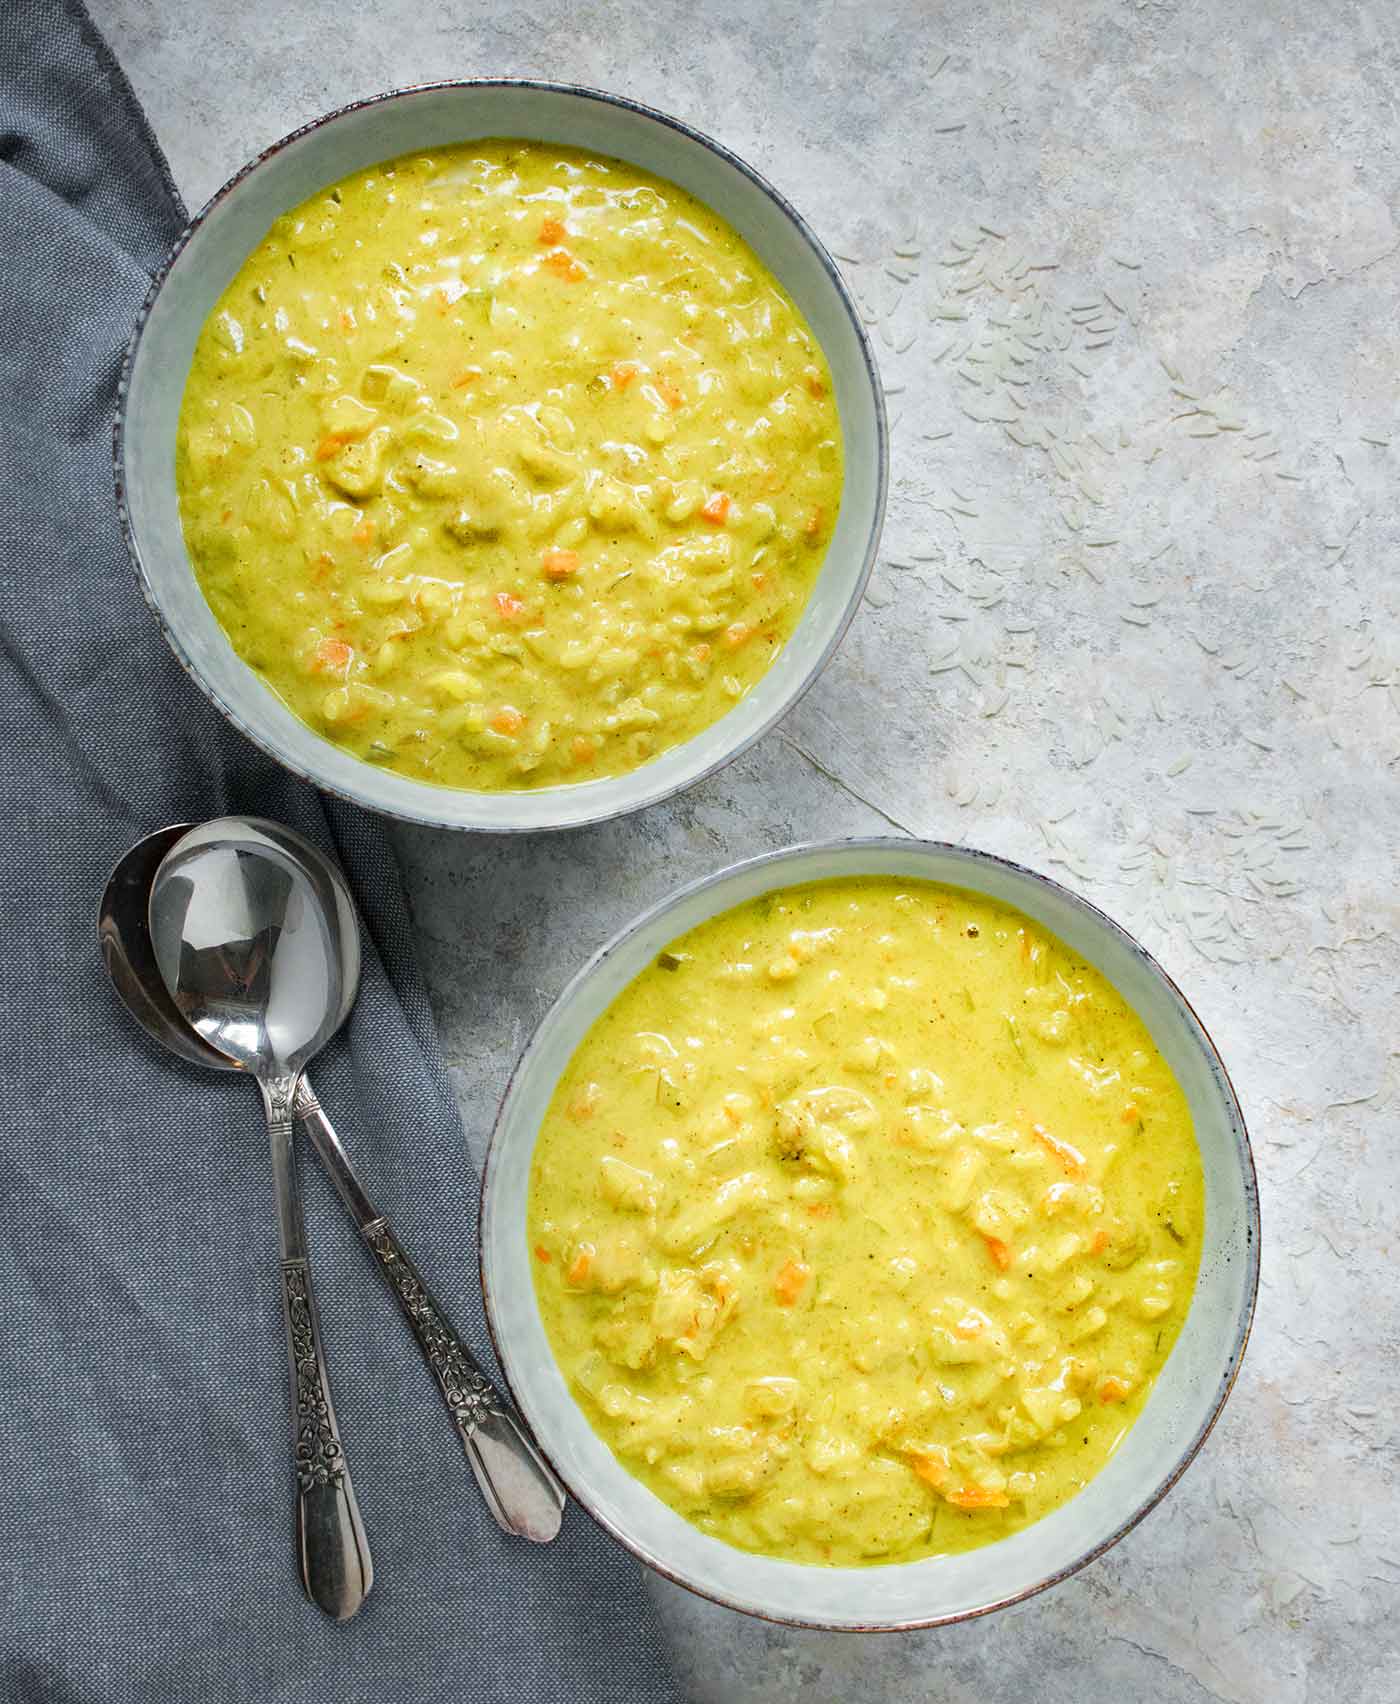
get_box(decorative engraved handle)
[264,1085,372,1618]
[362,1218,565,1542]
[278,1258,373,1618]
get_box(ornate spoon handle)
[362,1217,566,1543]
[264,1081,373,1619]
[292,1081,564,1543]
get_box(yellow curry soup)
[176,142,842,790]
[528,878,1204,1567]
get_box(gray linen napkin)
[0,4,680,1698]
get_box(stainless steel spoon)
[146,817,372,1621]
[106,822,565,1545]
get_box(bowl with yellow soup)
[481,839,1259,1628]
[116,83,885,830]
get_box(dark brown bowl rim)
[478,835,1261,1631]
[112,78,888,834]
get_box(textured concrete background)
[93,1,1399,1697]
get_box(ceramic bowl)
[480,838,1259,1629]
[115,81,886,832]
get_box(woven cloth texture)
[0,4,679,1698]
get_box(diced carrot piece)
[947,1486,1011,1510]
[316,434,348,461]
[541,548,580,580]
[571,736,596,766]
[310,638,352,672]
[611,362,639,391]
[338,309,355,332]
[221,508,234,525]
[658,379,684,409]
[805,1202,835,1218]
[1122,1103,1140,1123]
[490,707,525,736]
[1031,1122,1087,1179]
[544,248,586,282]
[1098,1375,1132,1405]
[538,216,567,246]
[565,1247,593,1286]
[721,621,752,650]
[804,368,827,397]
[910,1450,950,1488]
[952,1314,984,1341]
[1090,1229,1111,1255]
[773,1259,811,1306]
[451,366,483,388]
[566,1084,599,1122]
[493,590,526,621]
[751,571,768,590]
[692,642,712,663]
[802,504,825,538]
[983,1234,1012,1271]
[700,492,732,525]
[534,1244,552,1264]
[351,516,375,547]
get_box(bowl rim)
[479,835,1261,1630]
[113,77,888,834]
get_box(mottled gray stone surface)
[92,0,1398,1697]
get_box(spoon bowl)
[99,822,230,1072]
[149,819,347,1079]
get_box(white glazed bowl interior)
[118,81,886,832]
[482,839,1259,1629]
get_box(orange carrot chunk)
[773,1259,811,1306]
[909,1450,949,1488]
[947,1486,1011,1510]
[1098,1375,1132,1405]
[1031,1122,1088,1179]
[610,362,639,390]
[538,215,567,246]
[315,434,348,461]
[983,1234,1012,1271]
[311,638,352,672]
[541,548,580,580]
[565,1246,593,1286]
[493,590,526,621]
[700,491,732,525]
[490,706,525,736]
[544,248,585,282]
[534,1244,553,1264]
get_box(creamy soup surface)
[175,141,842,791]
[528,878,1204,1566]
